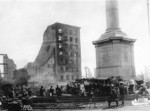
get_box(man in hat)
[107,88,119,107]
[119,83,125,105]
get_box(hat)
[111,84,114,87]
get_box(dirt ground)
[33,100,150,111]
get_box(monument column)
[106,0,120,31]
[93,0,136,80]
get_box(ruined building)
[27,23,81,82]
[3,55,16,82]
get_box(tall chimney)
[106,0,120,31]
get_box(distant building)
[0,70,1,78]
[27,22,81,82]
[3,55,16,82]
[144,66,150,82]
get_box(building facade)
[27,22,81,82]
[51,23,81,81]
[3,55,16,82]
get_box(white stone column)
[106,0,120,31]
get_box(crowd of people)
[0,84,64,99]
[39,85,63,97]
[65,80,126,107]
[0,79,143,99]
[0,78,149,109]
[1,87,33,99]
[65,80,127,97]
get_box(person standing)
[40,86,45,97]
[49,86,54,97]
[56,85,61,96]
[107,88,119,107]
[119,83,125,105]
[27,88,32,97]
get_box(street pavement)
[33,100,150,111]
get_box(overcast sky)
[0,0,150,76]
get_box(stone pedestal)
[93,36,135,80]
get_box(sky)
[0,0,150,77]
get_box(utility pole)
[85,67,88,79]
[144,0,150,85]
[147,0,150,37]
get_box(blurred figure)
[49,86,54,97]
[27,88,32,96]
[66,84,70,94]
[40,86,45,97]
[22,89,28,98]
[80,83,86,96]
[10,88,16,98]
[119,83,125,105]
[107,88,119,107]
[90,88,94,97]
[56,85,61,97]
[135,85,149,101]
